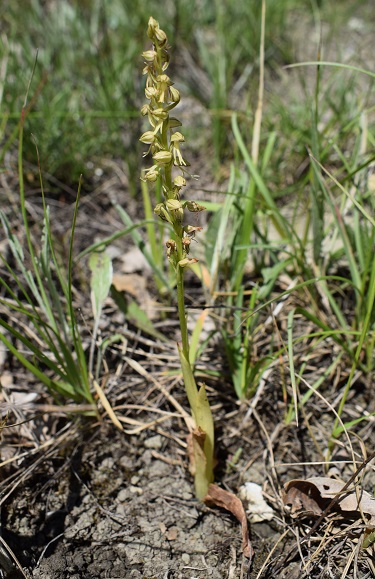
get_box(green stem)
[176,259,190,360]
[163,156,190,359]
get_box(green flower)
[178,257,198,268]
[143,165,160,182]
[156,74,172,103]
[142,50,157,63]
[153,150,173,165]
[174,175,186,188]
[170,132,187,166]
[169,87,180,104]
[166,199,183,222]
[147,17,168,47]
[154,203,172,223]
[140,16,205,260]
[145,86,159,100]
[139,131,156,144]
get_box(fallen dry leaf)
[204,484,253,560]
[112,272,146,296]
[283,477,375,528]
[112,272,157,320]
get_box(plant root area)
[1,346,374,579]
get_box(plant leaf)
[89,249,113,319]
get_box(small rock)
[144,435,162,450]
[117,489,128,502]
[238,482,274,523]
[181,553,190,564]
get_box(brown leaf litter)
[283,476,375,529]
[204,483,253,561]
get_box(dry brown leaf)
[112,272,146,296]
[112,272,157,320]
[204,484,253,560]
[187,428,207,476]
[283,477,375,528]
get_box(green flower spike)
[140,17,215,500]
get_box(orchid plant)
[140,17,214,499]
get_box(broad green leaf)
[89,249,113,319]
[178,344,214,499]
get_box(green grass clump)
[1,0,304,189]
[0,81,113,416]
[0,155,96,409]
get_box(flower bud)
[154,203,172,223]
[139,131,156,144]
[154,28,167,46]
[174,175,186,188]
[153,151,172,165]
[147,17,159,38]
[169,86,180,104]
[147,17,167,47]
[142,50,157,62]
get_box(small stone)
[238,482,274,523]
[129,486,143,495]
[181,553,190,564]
[117,489,128,502]
[116,504,126,517]
[144,435,162,449]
